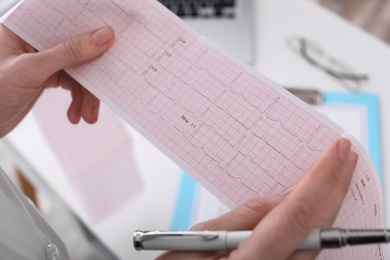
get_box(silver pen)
[134,228,390,251]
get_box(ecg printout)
[2,0,386,258]
[33,88,144,223]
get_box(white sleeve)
[0,167,68,260]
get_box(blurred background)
[318,0,390,44]
[1,1,390,259]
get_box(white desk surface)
[254,0,390,225]
[4,0,390,259]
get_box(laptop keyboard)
[157,0,236,18]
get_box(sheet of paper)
[2,1,386,258]
[33,88,144,223]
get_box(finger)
[79,87,100,124]
[58,72,100,123]
[20,26,115,81]
[156,250,227,260]
[232,138,357,260]
[288,149,358,260]
[288,250,320,260]
[284,138,357,228]
[314,151,358,225]
[191,196,283,231]
[67,83,82,124]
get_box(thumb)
[29,26,115,79]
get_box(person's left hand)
[0,24,115,137]
[157,137,357,260]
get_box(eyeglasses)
[286,36,369,92]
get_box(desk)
[3,0,390,259]
[254,0,390,225]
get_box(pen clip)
[140,230,220,241]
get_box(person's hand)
[158,137,358,260]
[0,24,115,137]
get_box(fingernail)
[337,138,351,161]
[280,185,295,196]
[92,27,114,46]
[73,110,81,124]
[92,106,99,120]
[347,151,358,170]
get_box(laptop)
[0,0,20,17]
[157,0,255,64]
[0,0,255,64]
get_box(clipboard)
[171,91,382,230]
[319,92,382,181]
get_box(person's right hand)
[158,137,358,260]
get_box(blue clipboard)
[171,91,382,230]
[322,92,382,181]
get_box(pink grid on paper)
[215,89,261,129]
[202,105,247,147]
[158,48,192,78]
[182,67,226,103]
[6,1,385,258]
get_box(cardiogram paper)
[2,0,386,258]
[33,88,144,223]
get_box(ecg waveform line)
[6,0,360,199]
